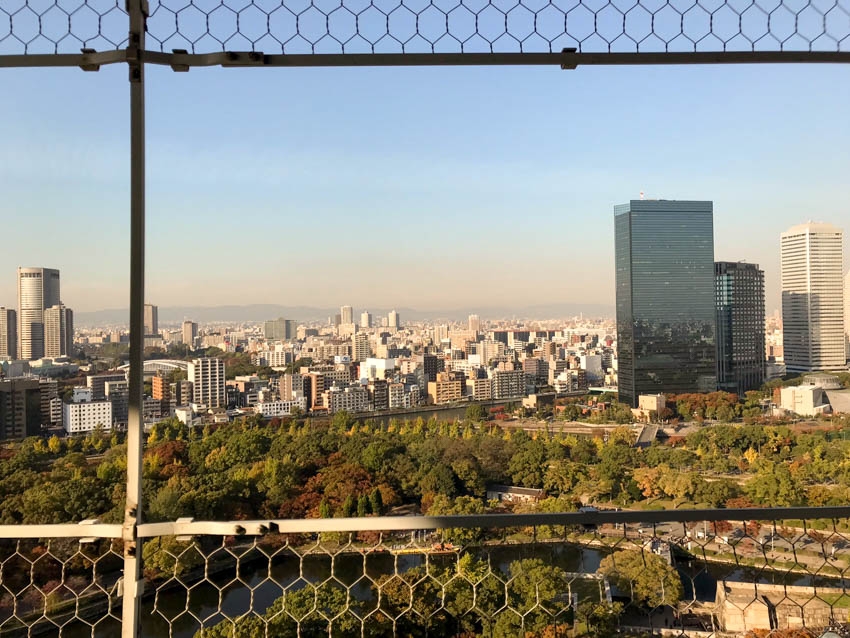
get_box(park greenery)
[3,406,850,529]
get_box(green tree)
[142,536,202,580]
[356,494,370,517]
[465,404,487,422]
[369,488,384,515]
[597,549,683,608]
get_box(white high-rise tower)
[780,222,845,373]
[17,267,60,360]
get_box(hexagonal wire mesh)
[127,514,850,637]
[1,0,848,56]
[0,537,124,637]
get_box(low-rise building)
[779,384,830,416]
[255,398,308,417]
[63,387,112,434]
[485,484,544,503]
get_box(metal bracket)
[80,48,101,72]
[78,518,101,544]
[170,49,190,72]
[560,48,578,70]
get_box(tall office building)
[468,314,481,332]
[0,308,16,360]
[188,357,226,408]
[388,309,400,330]
[144,304,159,336]
[44,304,74,358]
[263,317,295,340]
[780,222,845,373]
[614,200,717,407]
[715,262,766,395]
[845,271,850,361]
[17,267,60,360]
[182,320,198,347]
[340,305,353,325]
[360,311,372,329]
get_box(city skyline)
[1,64,848,313]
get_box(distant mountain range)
[75,303,614,327]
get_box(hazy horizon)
[2,63,848,315]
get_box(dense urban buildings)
[780,222,846,373]
[715,261,766,395]
[614,200,717,407]
[16,267,60,360]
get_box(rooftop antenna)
[640,191,645,200]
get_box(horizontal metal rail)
[3,49,850,70]
[0,522,123,539]
[2,505,849,540]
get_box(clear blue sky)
[1,61,848,315]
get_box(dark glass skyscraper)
[715,261,766,396]
[615,200,717,407]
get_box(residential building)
[17,267,60,360]
[781,222,845,372]
[388,382,420,409]
[323,385,369,413]
[63,387,112,434]
[427,371,463,404]
[105,380,129,427]
[182,320,198,347]
[0,379,41,439]
[615,200,717,407]
[553,369,587,394]
[715,261,766,394]
[388,309,400,330]
[423,353,444,382]
[466,376,492,400]
[368,379,389,410]
[188,357,226,408]
[255,398,308,417]
[340,305,353,325]
[352,332,371,362]
[44,304,74,358]
[38,378,61,427]
[491,369,526,399]
[0,308,16,360]
[86,372,127,401]
[152,373,170,402]
[172,380,193,406]
[144,303,158,336]
[522,357,548,386]
[360,311,372,328]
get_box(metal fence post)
[122,0,147,636]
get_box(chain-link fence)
[6,510,850,637]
